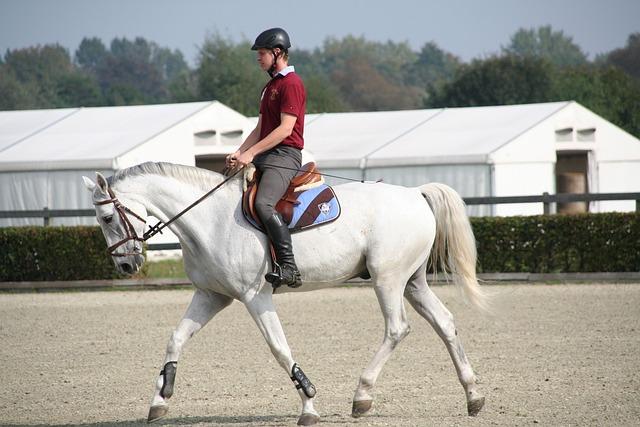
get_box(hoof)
[297,412,320,426]
[467,396,485,416]
[351,399,373,418]
[147,405,168,423]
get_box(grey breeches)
[253,145,302,222]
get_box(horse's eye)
[103,215,113,224]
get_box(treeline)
[1,26,639,136]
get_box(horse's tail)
[419,183,488,311]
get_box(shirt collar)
[277,65,295,76]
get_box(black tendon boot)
[263,213,302,288]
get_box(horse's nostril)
[121,262,133,274]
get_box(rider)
[226,28,305,288]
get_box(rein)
[257,162,383,184]
[94,162,376,257]
[94,168,242,256]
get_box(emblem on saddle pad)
[242,163,341,233]
[318,202,331,215]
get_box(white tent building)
[0,101,250,227]
[1,100,638,226]
[303,101,640,216]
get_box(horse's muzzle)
[117,254,144,275]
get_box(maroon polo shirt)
[259,67,305,150]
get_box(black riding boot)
[262,213,302,288]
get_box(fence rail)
[464,192,640,214]
[2,192,639,251]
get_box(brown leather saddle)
[242,162,324,228]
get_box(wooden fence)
[2,192,639,251]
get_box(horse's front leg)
[243,290,320,426]
[147,288,233,423]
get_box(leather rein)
[93,169,242,257]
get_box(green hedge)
[0,226,121,281]
[1,212,639,281]
[471,213,640,273]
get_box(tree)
[409,41,461,88]
[0,44,102,109]
[503,26,588,67]
[76,36,191,105]
[426,55,554,107]
[56,73,103,107]
[167,70,199,103]
[303,74,346,113]
[151,46,189,82]
[291,48,345,113]
[320,36,423,110]
[75,37,108,73]
[425,53,640,138]
[0,68,38,109]
[551,65,640,137]
[86,37,171,104]
[330,55,421,111]
[196,34,267,116]
[603,33,640,80]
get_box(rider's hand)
[226,150,241,169]
[234,150,254,168]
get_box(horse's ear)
[82,176,96,191]
[95,172,109,193]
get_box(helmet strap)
[267,48,282,78]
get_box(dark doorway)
[555,151,589,214]
[196,155,227,174]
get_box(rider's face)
[256,48,279,71]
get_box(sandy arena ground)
[1,283,639,426]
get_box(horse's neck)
[115,174,241,244]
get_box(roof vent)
[577,127,596,142]
[555,127,573,142]
[194,130,217,146]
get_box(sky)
[1,0,639,66]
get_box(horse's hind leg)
[243,290,320,426]
[148,288,233,423]
[352,278,411,417]
[403,264,485,416]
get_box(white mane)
[110,162,225,192]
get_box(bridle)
[94,188,146,257]
[92,168,243,257]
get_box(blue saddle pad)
[245,184,341,233]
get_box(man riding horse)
[226,27,305,288]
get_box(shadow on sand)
[20,414,298,427]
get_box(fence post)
[542,192,551,215]
[43,207,50,226]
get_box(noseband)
[94,188,146,257]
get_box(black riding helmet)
[251,27,291,51]
[252,28,292,77]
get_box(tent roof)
[305,102,571,168]
[0,108,77,152]
[0,101,224,171]
[304,109,441,167]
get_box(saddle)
[242,162,341,232]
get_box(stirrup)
[265,262,301,288]
[265,263,283,288]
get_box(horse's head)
[82,172,147,275]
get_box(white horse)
[82,162,487,425]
